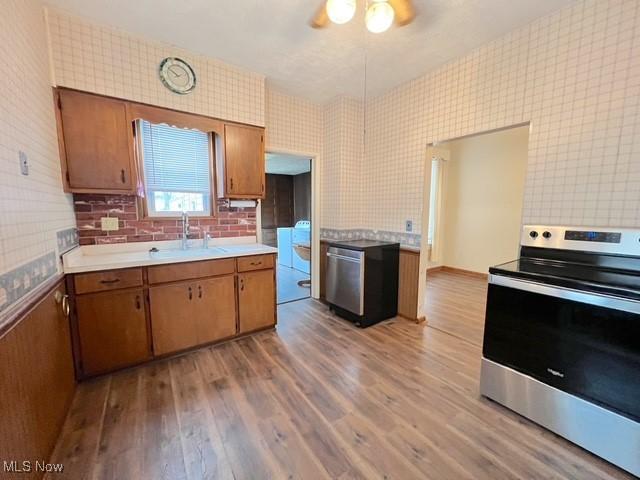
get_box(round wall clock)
[159,57,196,94]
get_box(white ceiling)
[266,153,311,175]
[45,0,574,102]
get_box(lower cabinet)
[71,254,276,378]
[238,269,276,334]
[75,288,150,376]
[150,275,236,356]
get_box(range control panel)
[521,225,640,256]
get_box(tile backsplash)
[74,194,256,245]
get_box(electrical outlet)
[101,217,119,231]
[19,151,28,176]
[405,220,413,232]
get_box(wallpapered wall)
[363,0,640,235]
[0,0,76,324]
[46,8,265,127]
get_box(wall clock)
[159,57,196,94]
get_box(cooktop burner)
[490,225,640,301]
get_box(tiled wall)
[322,97,364,229]
[265,89,322,155]
[74,194,256,245]
[0,0,76,322]
[363,0,640,235]
[46,8,265,126]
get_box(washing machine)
[292,220,311,274]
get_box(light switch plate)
[19,151,28,176]
[405,220,413,232]
[101,217,119,231]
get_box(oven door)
[483,274,640,422]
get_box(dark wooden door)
[58,89,134,191]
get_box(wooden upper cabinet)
[217,123,265,199]
[56,89,135,193]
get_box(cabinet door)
[75,289,150,376]
[149,282,198,355]
[238,269,276,334]
[224,124,265,197]
[195,276,237,344]
[58,89,134,191]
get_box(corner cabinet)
[216,123,266,199]
[55,89,136,193]
[68,254,276,379]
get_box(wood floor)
[48,272,633,479]
[425,269,488,346]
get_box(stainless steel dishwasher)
[326,246,365,315]
[325,240,399,327]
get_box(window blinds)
[140,120,211,194]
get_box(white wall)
[440,126,529,273]
[0,0,76,323]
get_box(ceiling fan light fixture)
[326,0,357,25]
[365,0,395,33]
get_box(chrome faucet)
[203,232,211,249]
[181,211,190,250]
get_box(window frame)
[130,104,224,220]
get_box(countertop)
[62,236,278,274]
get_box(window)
[138,119,212,216]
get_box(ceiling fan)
[310,0,416,33]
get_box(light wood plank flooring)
[425,269,488,346]
[48,273,633,479]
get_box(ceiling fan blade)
[388,0,415,26]
[309,2,330,28]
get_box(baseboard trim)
[434,265,488,279]
[397,313,427,324]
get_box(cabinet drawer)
[148,258,235,285]
[237,254,275,272]
[74,268,143,294]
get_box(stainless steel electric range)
[480,225,640,477]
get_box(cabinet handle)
[240,278,245,291]
[198,285,203,298]
[261,183,264,193]
[230,178,234,190]
[135,295,141,310]
[100,279,121,285]
[55,292,70,317]
[120,169,126,183]
[250,261,262,266]
[188,286,193,300]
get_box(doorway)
[261,152,312,304]
[423,124,530,345]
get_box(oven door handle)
[489,274,640,315]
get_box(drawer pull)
[188,286,193,300]
[198,285,203,298]
[250,261,262,266]
[100,279,121,285]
